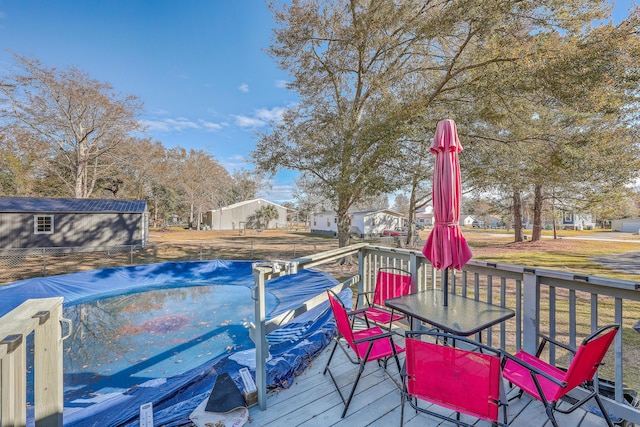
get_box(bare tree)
[0,54,143,198]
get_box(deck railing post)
[409,251,418,294]
[522,268,540,354]
[33,304,64,427]
[357,248,365,304]
[252,266,268,410]
[1,334,26,426]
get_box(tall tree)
[0,55,143,198]
[255,0,433,247]
[464,11,640,241]
[255,0,613,247]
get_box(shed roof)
[0,197,147,213]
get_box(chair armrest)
[352,331,396,345]
[347,307,369,317]
[354,291,374,309]
[536,333,576,357]
[503,352,567,388]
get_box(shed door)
[621,222,640,232]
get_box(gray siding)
[0,212,145,250]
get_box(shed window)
[34,215,54,234]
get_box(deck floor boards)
[247,333,608,427]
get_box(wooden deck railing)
[253,243,640,424]
[0,297,68,427]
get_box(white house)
[204,198,288,231]
[561,212,596,230]
[415,206,434,228]
[310,209,404,237]
[460,215,475,227]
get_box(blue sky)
[0,1,636,204]
[0,0,297,202]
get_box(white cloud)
[257,184,296,203]
[238,83,249,93]
[222,155,250,171]
[199,120,224,131]
[255,106,286,122]
[163,118,199,130]
[234,115,266,128]
[139,116,223,133]
[275,80,288,89]
[233,106,287,128]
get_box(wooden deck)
[247,335,609,427]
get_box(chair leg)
[341,362,366,418]
[545,402,560,427]
[323,339,339,375]
[593,393,615,427]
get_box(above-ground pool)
[0,260,345,427]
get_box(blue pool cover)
[0,260,348,427]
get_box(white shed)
[310,209,404,237]
[205,198,288,230]
[611,217,640,233]
[460,215,475,227]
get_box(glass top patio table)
[384,289,515,338]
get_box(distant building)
[415,206,434,228]
[561,212,595,230]
[204,198,288,230]
[460,215,475,227]
[310,209,404,237]
[611,217,640,233]
[0,197,148,251]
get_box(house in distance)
[0,197,148,252]
[311,209,404,237]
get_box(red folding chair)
[502,324,620,427]
[355,267,412,330]
[401,330,508,426]
[324,289,405,418]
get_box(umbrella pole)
[443,268,448,306]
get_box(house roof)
[0,197,147,213]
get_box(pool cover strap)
[205,372,246,413]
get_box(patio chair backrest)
[405,336,502,422]
[372,268,412,306]
[556,324,619,400]
[327,290,355,349]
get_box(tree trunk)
[532,184,543,241]
[405,190,417,247]
[336,207,351,248]
[551,191,558,239]
[513,191,524,242]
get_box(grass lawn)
[464,230,640,281]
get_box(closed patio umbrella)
[422,119,472,306]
